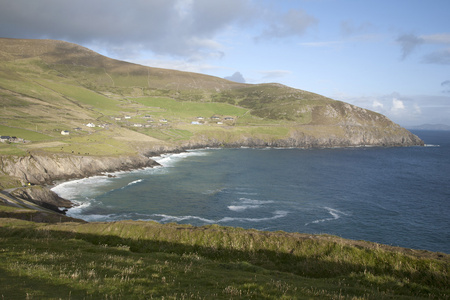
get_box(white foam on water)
[126,179,143,186]
[227,197,275,212]
[218,210,288,223]
[65,199,106,221]
[132,210,289,225]
[305,207,348,226]
[202,187,225,195]
[235,191,258,195]
[227,205,260,212]
[239,198,274,205]
[150,214,215,224]
[51,176,112,200]
[152,150,209,167]
[424,144,440,147]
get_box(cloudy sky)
[1,0,449,126]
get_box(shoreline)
[2,139,426,219]
[51,142,424,221]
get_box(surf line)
[305,207,348,226]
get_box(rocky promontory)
[11,185,74,213]
[0,153,160,185]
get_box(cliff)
[0,154,160,185]
[179,124,423,150]
[11,186,74,213]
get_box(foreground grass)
[0,216,448,299]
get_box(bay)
[52,130,450,253]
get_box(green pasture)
[35,80,123,114]
[0,143,27,156]
[0,217,448,299]
[43,131,136,156]
[0,125,52,141]
[142,128,193,141]
[133,97,248,120]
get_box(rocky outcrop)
[177,124,423,150]
[0,125,422,187]
[0,154,160,185]
[11,186,74,213]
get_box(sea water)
[52,130,450,253]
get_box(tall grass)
[1,218,448,299]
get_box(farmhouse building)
[0,136,11,142]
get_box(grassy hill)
[0,38,445,298]
[0,205,448,299]
[0,38,421,160]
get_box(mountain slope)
[0,38,423,161]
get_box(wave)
[127,179,143,186]
[149,214,215,224]
[77,209,289,225]
[202,187,225,195]
[424,144,440,147]
[152,150,210,167]
[228,205,260,212]
[239,198,274,205]
[305,207,348,226]
[51,176,113,200]
[65,200,103,221]
[235,191,258,195]
[227,197,275,212]
[218,210,288,223]
[147,210,288,224]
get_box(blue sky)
[1,0,449,126]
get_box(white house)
[86,123,95,128]
[61,130,70,135]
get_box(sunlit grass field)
[0,214,448,299]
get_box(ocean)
[52,130,450,253]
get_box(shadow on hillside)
[1,224,447,292]
[0,267,93,298]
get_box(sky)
[1,0,449,126]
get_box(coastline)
[1,130,425,218]
[51,141,423,221]
[3,132,450,254]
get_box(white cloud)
[391,98,405,112]
[0,0,318,63]
[335,93,450,126]
[413,103,422,114]
[372,100,384,109]
[421,33,450,44]
[254,8,318,41]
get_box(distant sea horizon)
[52,130,450,254]
[407,124,450,131]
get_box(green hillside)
[0,38,445,299]
[0,38,422,159]
[0,210,448,299]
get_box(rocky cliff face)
[1,125,422,187]
[178,124,423,150]
[0,154,160,185]
[11,186,74,213]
